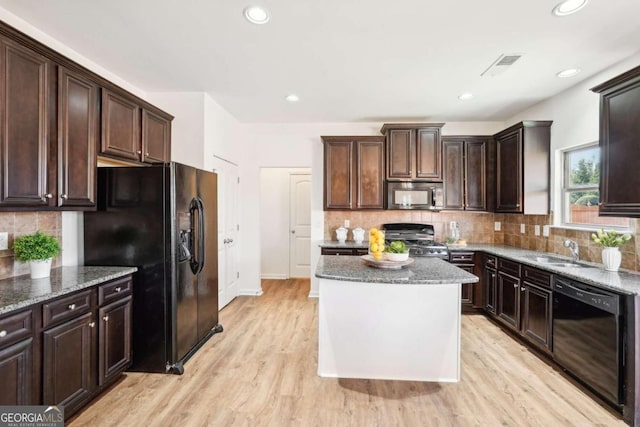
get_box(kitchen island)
[315,255,478,382]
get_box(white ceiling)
[1,0,639,123]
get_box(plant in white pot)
[591,229,632,272]
[14,231,61,279]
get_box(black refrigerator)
[84,162,222,374]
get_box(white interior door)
[213,158,240,310]
[289,174,311,278]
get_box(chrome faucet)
[563,239,580,262]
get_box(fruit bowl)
[384,252,409,262]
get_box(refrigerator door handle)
[189,198,201,274]
[196,197,206,274]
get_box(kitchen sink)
[523,255,587,268]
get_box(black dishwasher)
[553,277,622,407]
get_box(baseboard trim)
[239,288,264,296]
[261,274,289,280]
[308,290,319,298]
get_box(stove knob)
[428,249,435,254]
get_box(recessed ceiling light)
[552,0,588,16]
[458,93,473,101]
[557,68,581,78]
[244,6,270,24]
[285,94,299,102]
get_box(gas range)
[382,223,449,259]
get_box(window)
[562,144,630,229]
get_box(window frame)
[560,143,631,231]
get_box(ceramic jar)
[602,247,622,272]
[352,227,365,244]
[336,226,348,243]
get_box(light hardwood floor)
[70,279,625,426]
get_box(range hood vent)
[481,53,523,77]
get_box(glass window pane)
[565,190,630,227]
[567,146,599,187]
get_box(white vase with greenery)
[591,229,632,272]
[13,231,61,279]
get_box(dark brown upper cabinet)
[142,109,171,164]
[58,67,98,208]
[442,137,490,211]
[494,121,552,214]
[0,38,52,208]
[322,136,385,210]
[101,88,141,161]
[381,123,444,181]
[591,65,640,217]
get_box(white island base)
[318,278,461,382]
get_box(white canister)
[336,226,348,243]
[352,227,365,244]
[602,247,622,272]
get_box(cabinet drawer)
[498,258,521,277]
[42,290,92,329]
[354,248,369,256]
[98,276,132,306]
[522,265,552,289]
[321,248,357,256]
[0,309,33,349]
[450,252,474,263]
[485,255,497,269]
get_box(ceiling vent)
[481,54,523,77]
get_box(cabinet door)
[599,76,640,216]
[387,129,413,179]
[458,265,475,305]
[485,267,497,314]
[465,140,487,211]
[497,272,519,330]
[43,312,95,412]
[141,109,170,164]
[324,140,353,209]
[355,140,384,209]
[0,39,51,207]
[443,139,464,210]
[496,129,523,213]
[101,89,140,161]
[521,282,552,352]
[0,338,33,405]
[58,67,98,207]
[416,128,442,180]
[98,296,131,386]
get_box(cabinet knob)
[103,315,109,322]
[513,283,517,288]
[60,194,68,199]
[89,322,96,328]
[68,303,76,310]
[516,203,520,208]
[598,202,603,206]
[137,150,142,155]
[0,330,6,338]
[44,193,53,199]
[114,286,122,293]
[521,287,526,292]
[145,152,150,156]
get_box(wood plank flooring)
[69,279,625,426]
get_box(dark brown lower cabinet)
[521,282,552,351]
[497,271,520,328]
[448,251,482,310]
[99,296,132,386]
[321,247,368,256]
[0,338,33,405]
[485,267,497,314]
[43,312,95,412]
[459,266,475,305]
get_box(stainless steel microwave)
[386,182,444,210]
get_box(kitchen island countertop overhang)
[316,255,478,382]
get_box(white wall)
[204,93,246,169]
[260,168,311,279]
[240,121,505,297]
[505,53,640,218]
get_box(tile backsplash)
[0,212,62,279]
[324,211,640,273]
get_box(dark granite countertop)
[0,266,137,316]
[449,244,640,296]
[315,255,479,285]
[318,240,369,249]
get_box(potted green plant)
[591,229,632,272]
[14,231,61,279]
